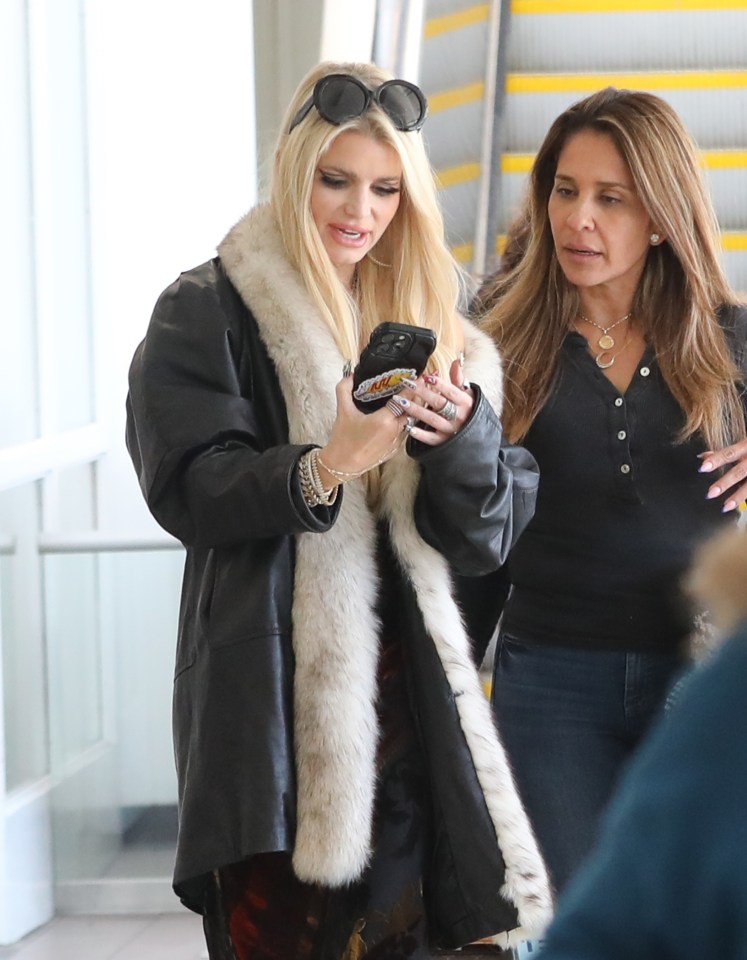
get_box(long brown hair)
[480,87,745,448]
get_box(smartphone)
[352,322,437,412]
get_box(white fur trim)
[380,457,552,936]
[218,205,552,931]
[686,524,747,650]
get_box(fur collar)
[218,204,552,941]
[686,525,747,649]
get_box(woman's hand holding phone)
[317,374,412,487]
[400,358,475,446]
[317,325,473,488]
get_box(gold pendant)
[596,351,615,369]
[597,334,615,350]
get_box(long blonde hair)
[272,61,464,375]
[480,87,745,448]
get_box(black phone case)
[352,322,437,412]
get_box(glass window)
[0,483,48,791]
[0,0,38,447]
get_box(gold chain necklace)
[578,311,632,351]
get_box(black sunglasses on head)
[288,73,428,134]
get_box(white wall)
[0,0,259,936]
[86,0,258,534]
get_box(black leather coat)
[126,216,548,947]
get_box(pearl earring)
[650,233,661,244]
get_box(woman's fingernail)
[723,500,737,513]
[699,460,714,473]
[424,373,437,385]
[458,351,465,367]
[706,486,721,499]
[402,377,418,388]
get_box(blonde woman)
[126,61,550,959]
[476,87,747,894]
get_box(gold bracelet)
[317,454,367,482]
[317,440,401,483]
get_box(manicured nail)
[723,500,737,513]
[402,377,418,388]
[424,373,437,385]
[699,460,714,473]
[706,486,721,499]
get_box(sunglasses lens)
[290,74,427,134]
[317,76,368,124]
[378,82,426,130]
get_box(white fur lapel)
[218,204,551,939]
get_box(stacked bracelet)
[298,448,338,508]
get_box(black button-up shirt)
[504,331,741,652]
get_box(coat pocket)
[201,540,294,649]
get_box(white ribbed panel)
[423,99,484,169]
[420,19,489,89]
[503,88,747,152]
[508,11,747,72]
[723,249,747,295]
[438,177,481,245]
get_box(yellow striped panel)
[723,232,747,252]
[701,150,747,169]
[452,232,747,263]
[452,242,474,264]
[437,162,482,189]
[502,153,535,174]
[424,3,489,38]
[437,151,747,187]
[514,0,747,12]
[508,71,747,94]
[429,81,485,113]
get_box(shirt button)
[640,366,650,377]
[614,397,624,407]
[618,430,627,440]
[620,464,631,474]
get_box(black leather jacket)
[126,251,543,946]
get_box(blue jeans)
[491,634,685,894]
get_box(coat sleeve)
[126,262,339,547]
[408,385,539,576]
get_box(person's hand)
[397,357,475,447]
[317,374,410,484]
[699,437,747,512]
